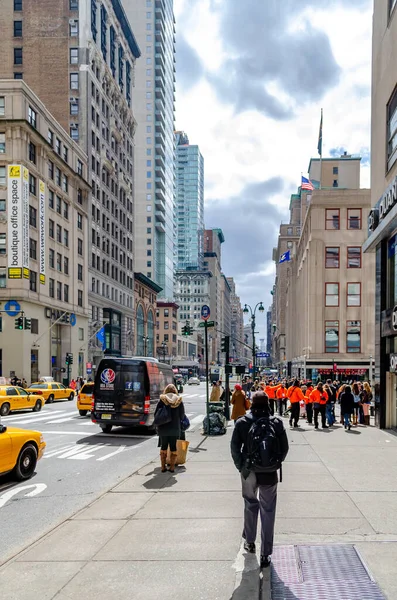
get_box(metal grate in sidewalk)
[271,545,386,600]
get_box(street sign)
[86,368,92,375]
[201,305,210,321]
[256,352,270,358]
[198,320,215,328]
[69,313,77,326]
[5,300,21,317]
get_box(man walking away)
[276,383,287,416]
[287,380,305,428]
[231,391,289,568]
[310,382,328,429]
[326,379,337,424]
[339,385,354,430]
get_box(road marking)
[44,416,78,424]
[0,483,47,509]
[189,414,205,426]
[97,445,126,461]
[41,430,96,435]
[1,410,68,422]
[59,443,106,459]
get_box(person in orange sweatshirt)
[310,382,328,429]
[287,380,305,428]
[276,383,287,416]
[265,381,281,416]
[304,381,314,425]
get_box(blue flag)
[279,250,291,264]
[96,327,106,350]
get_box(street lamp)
[142,335,149,357]
[161,341,167,363]
[243,302,264,379]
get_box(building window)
[347,282,361,306]
[346,320,361,353]
[325,247,340,268]
[62,174,68,193]
[14,72,23,79]
[347,247,361,268]
[333,179,338,188]
[64,256,69,274]
[79,327,84,341]
[70,99,79,115]
[77,159,83,176]
[14,47,23,64]
[56,195,61,214]
[347,208,362,230]
[64,284,69,303]
[70,73,79,90]
[29,174,36,195]
[29,270,37,292]
[0,200,5,211]
[287,227,293,235]
[48,160,54,179]
[100,4,107,60]
[110,25,116,76]
[77,238,83,255]
[70,48,79,64]
[56,252,62,272]
[63,146,68,163]
[57,281,62,300]
[28,106,36,128]
[333,166,338,174]
[48,129,54,146]
[0,267,6,288]
[48,190,54,208]
[287,241,293,249]
[390,0,397,15]
[325,208,340,230]
[29,205,37,227]
[387,86,397,170]
[78,289,83,307]
[325,283,339,307]
[325,321,339,353]
[49,248,54,268]
[91,0,97,41]
[14,0,23,10]
[69,20,78,36]
[0,233,6,254]
[77,212,83,229]
[49,278,55,298]
[78,264,83,281]
[55,138,61,154]
[0,166,5,186]
[49,219,54,238]
[29,238,37,260]
[0,133,5,154]
[64,229,69,247]
[56,224,62,243]
[28,141,36,163]
[55,167,61,186]
[14,20,22,37]
[63,201,69,219]
[70,125,79,141]
[70,0,78,9]
[0,97,4,116]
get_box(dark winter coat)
[154,394,185,438]
[230,408,289,481]
[339,391,355,415]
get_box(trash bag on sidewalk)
[203,411,226,435]
[209,403,224,415]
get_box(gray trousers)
[241,472,277,556]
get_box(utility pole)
[205,320,210,435]
[224,336,230,420]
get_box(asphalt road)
[0,381,208,564]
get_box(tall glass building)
[126,0,176,298]
[175,131,204,270]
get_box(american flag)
[301,176,314,191]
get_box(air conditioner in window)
[69,19,78,25]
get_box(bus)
[92,357,174,433]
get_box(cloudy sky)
[174,0,372,339]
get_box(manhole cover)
[271,545,385,599]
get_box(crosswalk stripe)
[3,412,71,425]
[1,409,68,421]
[189,414,205,426]
[45,416,77,424]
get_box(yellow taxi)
[77,382,94,416]
[0,386,44,416]
[0,423,46,480]
[25,382,75,404]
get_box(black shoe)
[314,425,318,429]
[293,424,298,428]
[244,542,256,554]
[260,555,271,568]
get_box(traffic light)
[182,324,193,336]
[182,325,187,336]
[14,316,24,330]
[187,325,193,335]
[66,353,74,365]
[24,318,31,330]
[221,335,230,353]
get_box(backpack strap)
[279,463,283,484]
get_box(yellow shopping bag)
[166,439,190,465]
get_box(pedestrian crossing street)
[0,409,206,463]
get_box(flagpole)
[319,108,323,190]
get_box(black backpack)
[246,417,282,474]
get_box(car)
[199,375,206,382]
[26,382,75,404]
[187,377,200,385]
[0,386,44,416]
[0,424,46,480]
[77,382,94,416]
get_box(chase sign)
[379,176,397,223]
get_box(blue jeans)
[326,404,334,425]
[343,413,351,427]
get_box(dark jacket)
[339,391,355,415]
[154,397,185,438]
[230,409,289,478]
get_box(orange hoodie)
[265,384,281,399]
[309,389,329,405]
[305,386,314,403]
[287,386,305,403]
[276,386,287,399]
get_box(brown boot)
[169,451,178,473]
[160,450,167,473]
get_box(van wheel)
[0,403,10,416]
[79,410,88,416]
[101,425,112,433]
[14,444,37,481]
[32,400,42,412]
[68,393,74,401]
[47,394,54,404]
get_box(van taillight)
[144,395,150,414]
[91,393,95,410]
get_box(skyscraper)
[0,0,141,365]
[125,0,176,298]
[175,131,204,270]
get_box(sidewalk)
[2,419,397,599]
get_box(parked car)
[187,376,200,385]
[0,424,46,480]
[0,386,44,416]
[77,382,94,416]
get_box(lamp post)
[243,302,265,379]
[142,335,149,357]
[161,341,167,363]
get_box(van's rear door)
[95,359,147,419]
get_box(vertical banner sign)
[39,180,45,284]
[22,167,30,279]
[7,165,22,279]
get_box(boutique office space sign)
[7,165,23,279]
